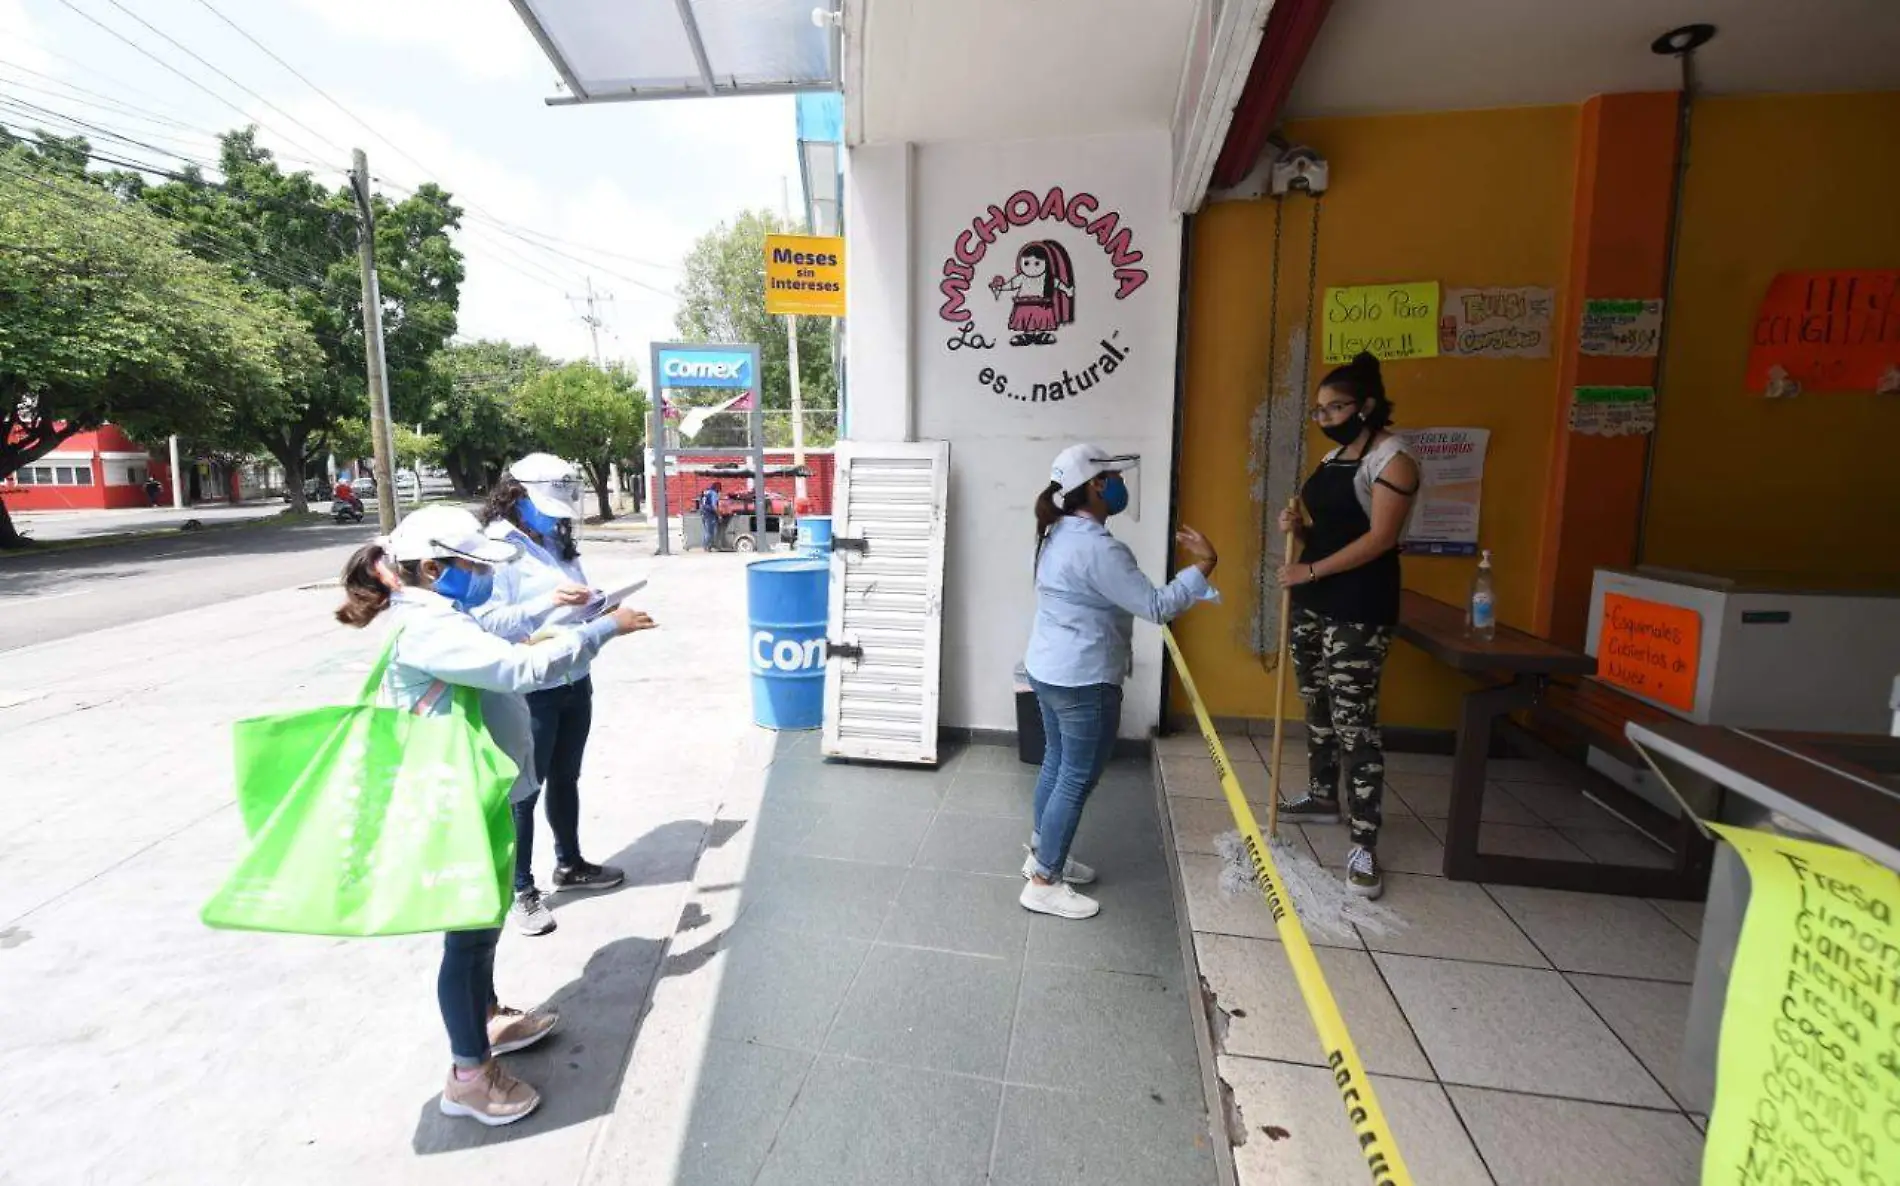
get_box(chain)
[1298,194,1323,475]
[1254,197,1286,667]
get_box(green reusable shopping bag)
[202,635,520,937]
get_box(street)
[0,516,377,653]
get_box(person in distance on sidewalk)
[335,506,657,1126]
[478,454,628,937]
[1020,444,1220,920]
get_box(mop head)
[1215,829,1405,942]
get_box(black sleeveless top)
[1289,442,1402,627]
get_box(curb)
[0,510,308,560]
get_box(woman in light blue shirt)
[1022,444,1219,920]
[334,506,654,1126]
[476,454,623,938]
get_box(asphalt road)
[0,518,378,653]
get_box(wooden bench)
[1394,590,1709,897]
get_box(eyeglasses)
[1308,400,1359,422]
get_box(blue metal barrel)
[746,558,830,730]
[798,515,833,556]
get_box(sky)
[0,0,802,371]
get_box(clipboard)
[527,578,648,643]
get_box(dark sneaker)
[510,887,556,936]
[552,861,625,893]
[1346,845,1384,899]
[1278,796,1343,825]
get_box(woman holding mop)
[335,506,655,1126]
[477,454,624,938]
[1022,444,1220,920]
[1274,352,1419,900]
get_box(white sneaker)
[1020,878,1100,920]
[1020,848,1097,886]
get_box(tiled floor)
[660,735,1221,1186]
[1156,735,1708,1186]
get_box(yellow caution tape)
[1162,627,1414,1186]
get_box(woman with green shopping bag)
[334,506,655,1127]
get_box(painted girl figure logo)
[937,185,1149,403]
[989,241,1075,345]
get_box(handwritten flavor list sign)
[1323,282,1440,364]
[1701,824,1900,1186]
[1579,298,1664,357]
[1439,287,1554,358]
[1747,270,1900,395]
[1570,386,1656,437]
[1395,428,1489,555]
[1597,593,1700,712]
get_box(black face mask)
[1320,413,1364,446]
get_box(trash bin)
[1014,665,1044,765]
[799,515,834,557]
[747,558,830,730]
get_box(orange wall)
[1176,106,1580,728]
[1644,92,1900,579]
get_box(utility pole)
[574,276,625,515]
[351,148,400,533]
[781,178,808,508]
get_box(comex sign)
[656,348,753,389]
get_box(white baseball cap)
[1049,443,1140,495]
[385,506,521,565]
[508,452,585,520]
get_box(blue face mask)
[516,497,563,541]
[432,563,494,610]
[1102,474,1130,516]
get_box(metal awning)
[796,92,843,235]
[508,0,841,105]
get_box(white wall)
[842,142,914,441]
[846,129,1184,736]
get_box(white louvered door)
[821,440,949,764]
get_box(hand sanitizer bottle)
[1468,550,1496,641]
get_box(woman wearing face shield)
[334,506,655,1126]
[1273,352,1420,901]
[474,454,625,938]
[1021,444,1220,920]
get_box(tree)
[425,339,552,494]
[138,130,463,510]
[0,148,316,546]
[513,361,647,520]
[674,209,837,446]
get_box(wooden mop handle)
[1266,497,1300,839]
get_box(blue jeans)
[700,510,721,550]
[1029,678,1122,879]
[439,927,500,1067]
[515,677,591,891]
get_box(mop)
[1214,499,1404,943]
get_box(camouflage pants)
[1288,607,1392,848]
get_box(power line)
[47,0,338,167]
[0,87,341,176]
[99,0,346,157]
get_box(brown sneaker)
[438,1061,541,1127]
[487,1004,559,1056]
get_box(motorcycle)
[331,498,366,525]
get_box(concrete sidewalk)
[9,503,289,542]
[0,548,1217,1185]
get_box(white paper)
[582,578,648,621]
[1441,287,1554,358]
[1396,428,1490,555]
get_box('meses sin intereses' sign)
[937,186,1149,404]
[1747,270,1900,396]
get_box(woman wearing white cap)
[475,454,625,937]
[335,505,655,1126]
[1022,444,1220,919]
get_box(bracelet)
[1307,564,1319,582]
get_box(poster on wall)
[1569,385,1656,436]
[1745,269,1900,396]
[1578,298,1663,356]
[1439,287,1554,358]
[1698,824,1900,1186]
[1395,427,1489,555]
[1322,282,1440,364]
[934,185,1152,405]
